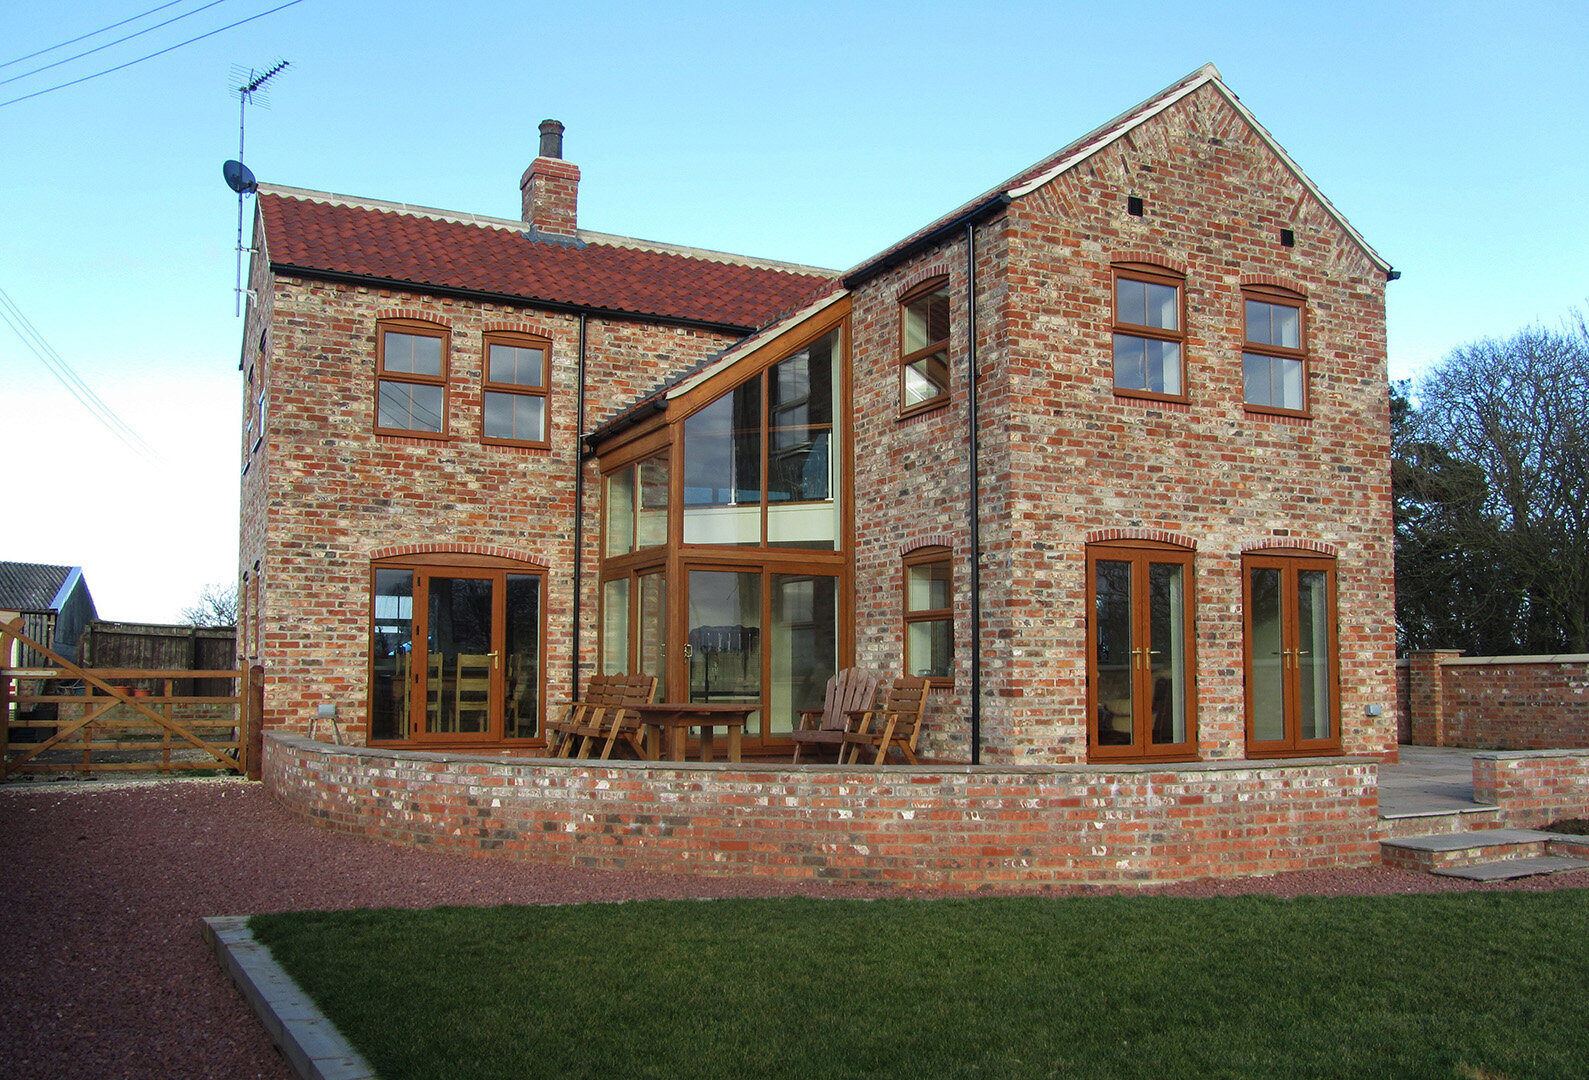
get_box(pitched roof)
[845,63,1391,286]
[0,561,80,612]
[257,188,838,331]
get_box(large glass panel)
[370,569,414,740]
[488,342,545,387]
[638,571,667,700]
[601,578,630,674]
[683,381,762,545]
[1249,567,1285,742]
[1113,335,1182,395]
[1244,354,1304,410]
[427,576,495,735]
[637,455,669,548]
[1148,562,1186,745]
[377,381,443,433]
[504,574,540,738]
[483,391,545,442]
[1297,569,1332,740]
[384,332,443,376]
[768,330,840,549]
[1094,560,1134,746]
[605,470,635,557]
[906,620,954,679]
[687,571,761,719]
[907,561,951,611]
[1117,279,1178,330]
[770,575,836,737]
[1245,300,1299,349]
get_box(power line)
[0,0,193,71]
[0,285,161,461]
[0,0,307,109]
[0,0,234,89]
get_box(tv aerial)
[223,59,289,316]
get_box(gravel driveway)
[3,777,1585,1080]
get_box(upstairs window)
[376,321,448,435]
[1242,287,1307,415]
[483,332,550,447]
[1112,265,1186,401]
[900,278,951,415]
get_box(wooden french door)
[1243,552,1339,755]
[370,564,542,745]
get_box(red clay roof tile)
[259,193,835,330]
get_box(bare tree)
[181,582,238,627]
[1398,321,1589,653]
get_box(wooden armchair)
[839,675,930,766]
[544,673,657,759]
[790,667,886,764]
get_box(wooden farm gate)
[1,618,264,781]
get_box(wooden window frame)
[481,330,552,448]
[1085,539,1198,762]
[375,319,450,438]
[1242,550,1341,757]
[1241,286,1309,418]
[1111,263,1188,404]
[899,276,951,418]
[902,546,954,686]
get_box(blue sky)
[2,0,1585,621]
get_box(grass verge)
[249,890,1589,1080]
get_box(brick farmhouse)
[238,64,1399,780]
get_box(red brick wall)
[264,733,1380,886]
[1473,750,1589,827]
[242,273,741,742]
[1402,655,1589,750]
[847,81,1397,764]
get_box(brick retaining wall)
[264,734,1380,887]
[1473,750,1589,828]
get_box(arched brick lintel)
[1109,251,1188,276]
[1241,537,1339,557]
[369,543,549,568]
[376,308,450,327]
[1085,528,1195,549]
[900,534,955,557]
[895,264,953,300]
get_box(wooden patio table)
[630,703,755,763]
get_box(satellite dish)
[223,159,257,194]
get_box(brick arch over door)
[369,543,549,568]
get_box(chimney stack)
[521,119,579,237]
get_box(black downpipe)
[966,223,981,765]
[571,314,588,701]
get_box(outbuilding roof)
[256,188,838,332]
[0,562,82,613]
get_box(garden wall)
[1473,750,1589,829]
[264,734,1379,887]
[1399,653,1589,750]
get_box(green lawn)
[248,891,1589,1080]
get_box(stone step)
[1372,832,1569,870]
[1432,856,1589,882]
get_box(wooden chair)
[544,673,657,759]
[789,667,886,764]
[454,654,494,733]
[839,675,930,766]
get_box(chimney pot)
[538,119,564,160]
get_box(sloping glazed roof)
[844,63,1392,286]
[0,562,80,612]
[257,187,837,331]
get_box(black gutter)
[842,193,1010,292]
[965,221,982,766]
[584,397,668,450]
[571,314,587,703]
[268,264,761,338]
